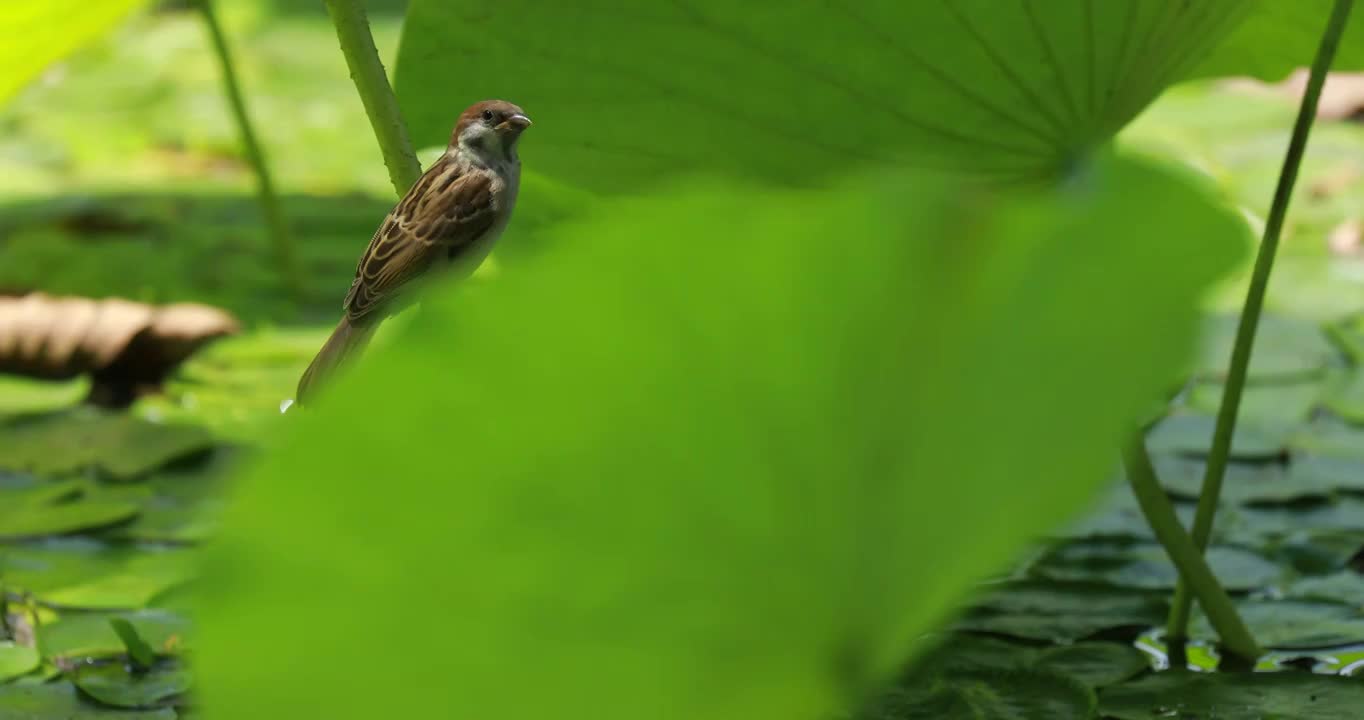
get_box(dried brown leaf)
[0,293,239,407]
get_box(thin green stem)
[322,0,422,195]
[196,0,301,298]
[1167,0,1355,641]
[1123,438,1261,663]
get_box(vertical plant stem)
[1167,0,1355,641]
[322,0,421,195]
[1123,438,1261,663]
[197,0,301,298]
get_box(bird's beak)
[499,113,532,134]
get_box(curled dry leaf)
[0,293,240,407]
[1221,70,1364,121]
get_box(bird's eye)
[481,109,495,122]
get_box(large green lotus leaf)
[394,0,1251,191]
[0,0,147,106]
[195,156,1242,719]
[1188,1,1364,81]
[1100,670,1364,720]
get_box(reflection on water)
[1136,629,1364,675]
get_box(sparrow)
[295,99,531,406]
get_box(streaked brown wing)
[343,159,497,321]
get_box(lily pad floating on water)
[0,410,212,480]
[99,449,239,543]
[1290,417,1364,460]
[912,633,1149,690]
[1056,483,1207,543]
[1099,669,1364,720]
[851,666,1095,720]
[1145,412,1290,461]
[1186,377,1322,426]
[1147,453,1337,505]
[0,540,196,609]
[1030,539,1281,592]
[0,642,40,682]
[1284,570,1364,606]
[958,581,1169,644]
[38,610,189,662]
[1320,367,1364,424]
[0,682,176,718]
[1194,313,1340,383]
[0,481,139,540]
[69,661,190,710]
[1193,599,1364,650]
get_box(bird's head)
[451,99,531,163]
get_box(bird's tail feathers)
[295,316,376,407]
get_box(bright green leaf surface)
[195,154,1242,719]
[395,0,1251,191]
[0,642,40,682]
[1189,0,1364,81]
[0,0,147,106]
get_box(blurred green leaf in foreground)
[195,153,1245,719]
[0,0,148,105]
